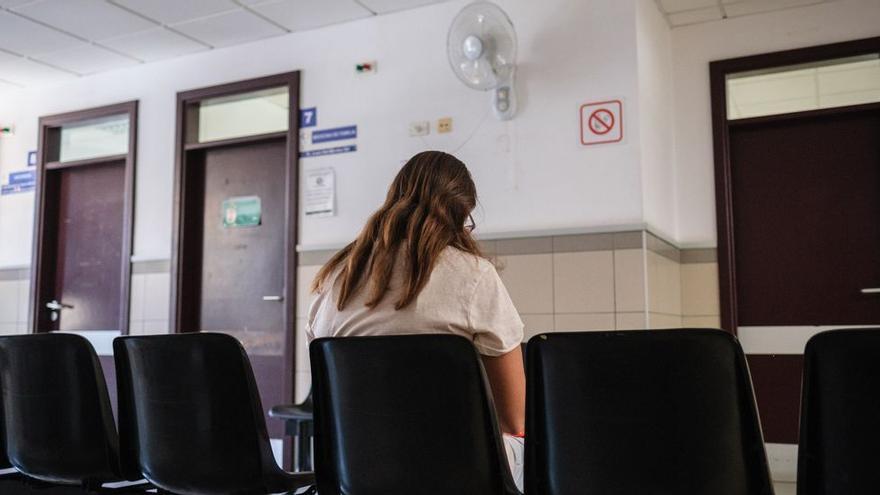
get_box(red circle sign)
[588,109,615,135]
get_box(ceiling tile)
[668,5,724,26]
[0,50,75,85]
[659,0,718,14]
[723,0,824,17]
[249,0,373,32]
[101,27,207,62]
[172,9,286,48]
[12,0,157,41]
[111,0,239,25]
[34,43,139,75]
[355,0,449,14]
[0,10,83,56]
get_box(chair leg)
[296,420,311,473]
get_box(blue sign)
[300,107,317,128]
[1,183,35,195]
[9,170,35,185]
[312,125,357,144]
[300,145,357,158]
[27,151,37,167]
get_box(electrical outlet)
[437,117,452,134]
[409,121,430,137]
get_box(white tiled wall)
[128,271,170,335]
[0,276,30,335]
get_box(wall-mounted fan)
[447,1,517,120]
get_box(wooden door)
[729,107,880,443]
[44,161,126,331]
[171,73,300,452]
[711,38,880,446]
[31,101,136,340]
[730,109,880,326]
[197,139,288,436]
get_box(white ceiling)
[654,0,837,28]
[0,0,449,90]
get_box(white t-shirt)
[306,246,524,356]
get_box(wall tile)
[0,280,18,323]
[647,251,681,316]
[294,371,312,403]
[142,273,170,321]
[681,262,720,316]
[553,251,614,313]
[17,279,29,325]
[648,313,683,329]
[142,320,169,335]
[128,320,145,336]
[497,236,553,255]
[0,322,18,335]
[552,233,613,253]
[773,482,796,495]
[497,254,554,314]
[297,265,321,316]
[615,312,647,330]
[682,315,721,328]
[614,249,646,312]
[554,313,615,332]
[295,317,310,372]
[129,272,146,326]
[520,313,554,341]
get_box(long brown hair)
[312,151,483,310]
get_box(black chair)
[0,333,142,492]
[113,333,314,495]
[310,334,520,495]
[525,329,773,495]
[0,376,29,495]
[269,388,314,472]
[798,328,880,495]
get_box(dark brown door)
[32,102,136,337]
[730,108,880,326]
[43,161,126,330]
[188,139,288,436]
[726,106,880,444]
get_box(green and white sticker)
[222,195,261,228]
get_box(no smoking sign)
[580,100,623,145]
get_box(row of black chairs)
[0,328,877,494]
[0,333,314,494]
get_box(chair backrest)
[113,333,283,494]
[525,330,773,495]
[310,335,519,495]
[798,328,880,495]
[0,333,123,485]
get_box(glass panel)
[727,54,880,120]
[58,114,130,162]
[197,86,289,143]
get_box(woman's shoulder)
[439,246,495,276]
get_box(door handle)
[862,288,880,294]
[46,300,73,323]
[46,300,74,311]
[262,295,284,302]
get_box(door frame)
[709,36,880,333]
[30,101,138,334]
[169,71,301,403]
